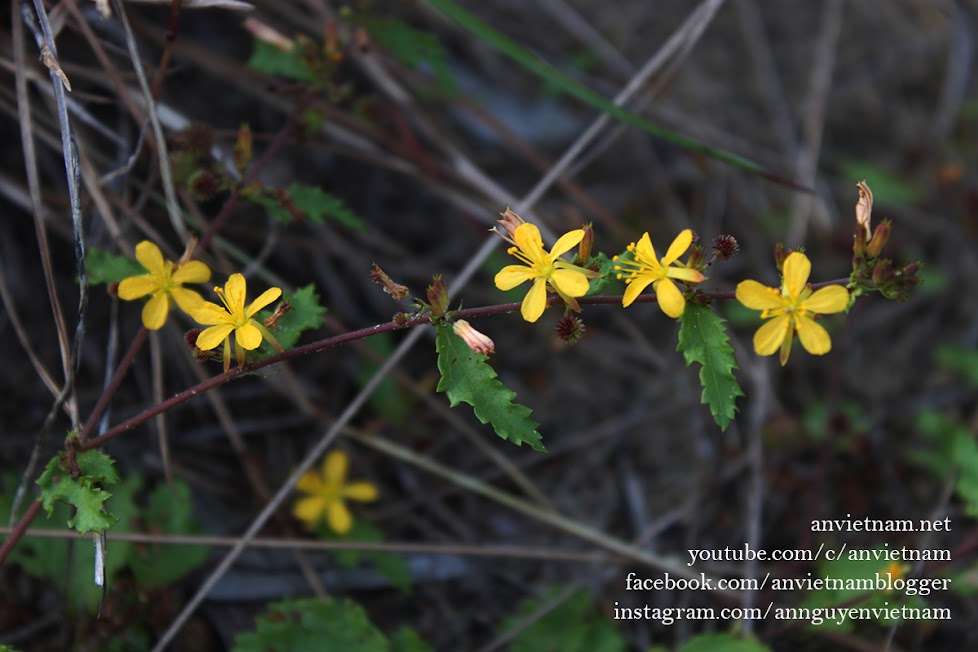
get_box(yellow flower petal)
[621,275,653,307]
[736,280,785,311]
[550,268,590,297]
[495,265,536,290]
[667,266,705,283]
[196,324,234,351]
[245,287,282,318]
[803,285,849,314]
[343,482,379,502]
[655,278,686,318]
[795,315,833,355]
[549,229,584,259]
[223,273,248,317]
[134,241,166,277]
[171,260,211,285]
[117,275,158,300]
[170,287,204,314]
[295,469,325,494]
[292,495,327,526]
[782,252,811,300]
[235,321,264,350]
[141,293,170,330]
[513,223,544,253]
[632,233,660,270]
[521,278,548,322]
[753,314,791,356]
[327,500,353,534]
[662,229,693,265]
[193,301,234,326]
[323,450,348,485]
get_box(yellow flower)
[193,273,283,372]
[292,450,379,534]
[736,251,849,366]
[117,240,211,330]
[494,222,601,323]
[613,229,705,318]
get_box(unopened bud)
[491,207,526,243]
[453,320,494,355]
[855,180,873,240]
[866,219,891,259]
[392,312,411,328]
[427,275,449,318]
[575,223,593,265]
[871,258,892,287]
[370,263,410,302]
[774,243,788,273]
[686,244,705,271]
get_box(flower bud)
[871,258,892,287]
[492,207,526,243]
[453,320,494,355]
[855,180,873,239]
[426,275,449,318]
[370,263,410,302]
[575,223,593,265]
[866,219,891,259]
[774,243,788,273]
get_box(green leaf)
[367,18,456,95]
[247,40,314,82]
[426,0,780,181]
[129,479,211,587]
[37,449,120,534]
[233,598,391,652]
[677,304,743,430]
[85,247,144,285]
[250,184,365,230]
[257,284,327,355]
[390,627,435,652]
[501,588,626,652]
[936,345,978,389]
[678,633,771,652]
[435,323,544,450]
[911,410,978,517]
[583,252,614,296]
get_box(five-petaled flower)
[736,251,849,366]
[613,229,705,318]
[117,240,211,330]
[193,273,283,372]
[494,222,601,323]
[292,450,379,534]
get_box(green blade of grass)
[428,0,805,188]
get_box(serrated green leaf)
[367,18,456,96]
[677,304,743,430]
[247,40,314,82]
[129,479,210,587]
[85,248,144,285]
[678,633,771,652]
[232,598,390,652]
[502,588,626,652]
[287,183,365,230]
[37,449,120,534]
[257,284,327,355]
[250,184,365,230]
[435,323,544,450]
